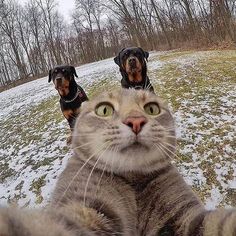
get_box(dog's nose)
[128,57,136,64]
[123,116,147,134]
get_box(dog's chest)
[60,97,82,110]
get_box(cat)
[0,89,235,236]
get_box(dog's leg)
[62,110,76,145]
[66,129,73,145]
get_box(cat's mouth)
[120,141,149,153]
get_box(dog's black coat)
[114,47,154,93]
[48,65,88,130]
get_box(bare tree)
[0,0,27,79]
[1,0,236,88]
[25,0,48,74]
[36,0,62,65]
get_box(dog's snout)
[55,77,63,88]
[128,57,136,64]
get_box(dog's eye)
[62,69,65,72]
[54,69,58,73]
[144,102,160,115]
[95,103,114,117]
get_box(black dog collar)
[61,86,80,103]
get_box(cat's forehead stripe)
[108,92,114,99]
[139,91,148,102]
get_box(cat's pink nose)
[123,116,147,134]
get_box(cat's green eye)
[95,103,114,117]
[144,102,160,115]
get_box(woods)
[0,0,236,87]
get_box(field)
[0,50,235,209]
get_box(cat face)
[72,89,176,173]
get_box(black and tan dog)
[114,47,154,92]
[48,65,88,143]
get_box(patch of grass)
[199,160,220,186]
[15,180,24,190]
[87,77,119,98]
[31,157,59,170]
[225,189,236,207]
[29,175,47,204]
[0,162,17,183]
[151,50,195,61]
[0,96,63,149]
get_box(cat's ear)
[48,69,52,83]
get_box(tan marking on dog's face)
[53,78,70,97]
[122,56,143,83]
[51,67,72,97]
[124,57,142,74]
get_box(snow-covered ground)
[0,50,235,209]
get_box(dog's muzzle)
[55,76,63,85]
[128,57,137,68]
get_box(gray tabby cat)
[0,89,235,236]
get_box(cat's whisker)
[145,83,151,90]
[163,135,176,139]
[111,231,123,235]
[55,141,110,207]
[117,152,125,172]
[154,143,171,161]
[163,129,176,133]
[72,131,120,139]
[110,146,118,176]
[72,133,102,138]
[83,143,111,206]
[150,128,175,133]
[158,142,181,161]
[162,126,176,130]
[160,141,176,150]
[72,141,94,150]
[71,114,78,119]
[95,147,111,194]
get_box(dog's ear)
[139,47,149,61]
[114,55,120,66]
[114,48,126,66]
[70,66,78,78]
[144,51,149,60]
[48,69,52,83]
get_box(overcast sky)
[18,0,75,22]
